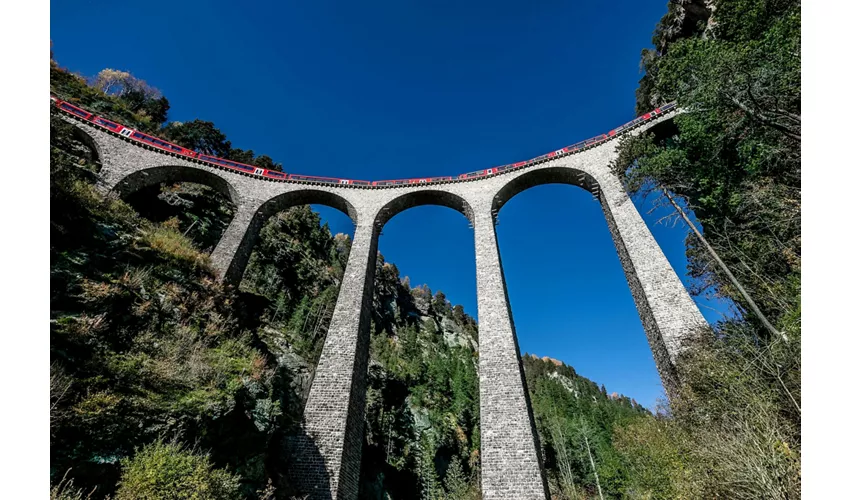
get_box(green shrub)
[115,440,241,500]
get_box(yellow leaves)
[92,68,160,100]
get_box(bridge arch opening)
[50,117,104,171]
[111,164,240,204]
[362,189,481,498]
[117,166,241,253]
[231,189,358,364]
[495,179,663,499]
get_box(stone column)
[594,168,709,397]
[288,216,380,500]
[472,204,550,500]
[210,199,264,285]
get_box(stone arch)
[643,114,679,143]
[490,160,707,398]
[73,126,105,166]
[213,188,359,285]
[375,189,473,229]
[110,164,241,205]
[257,188,358,226]
[53,118,104,167]
[491,165,599,214]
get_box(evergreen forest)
[49,0,801,498]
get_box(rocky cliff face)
[654,0,716,55]
[638,0,717,111]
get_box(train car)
[641,108,662,121]
[586,134,607,145]
[131,130,199,157]
[56,100,92,120]
[262,170,288,181]
[91,116,124,133]
[288,174,353,185]
[609,126,625,137]
[458,169,489,180]
[623,118,641,130]
[198,154,257,173]
[373,179,415,186]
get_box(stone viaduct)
[56,109,708,500]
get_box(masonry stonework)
[58,109,708,499]
[471,201,550,499]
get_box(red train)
[51,95,674,187]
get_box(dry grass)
[50,472,98,500]
[138,225,212,272]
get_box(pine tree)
[444,456,468,500]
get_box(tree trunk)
[581,418,604,500]
[660,187,786,342]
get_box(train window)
[94,118,118,129]
[61,104,88,117]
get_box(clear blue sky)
[51,0,733,409]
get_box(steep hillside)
[524,355,650,499]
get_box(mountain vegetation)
[608,0,801,498]
[49,0,802,495]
